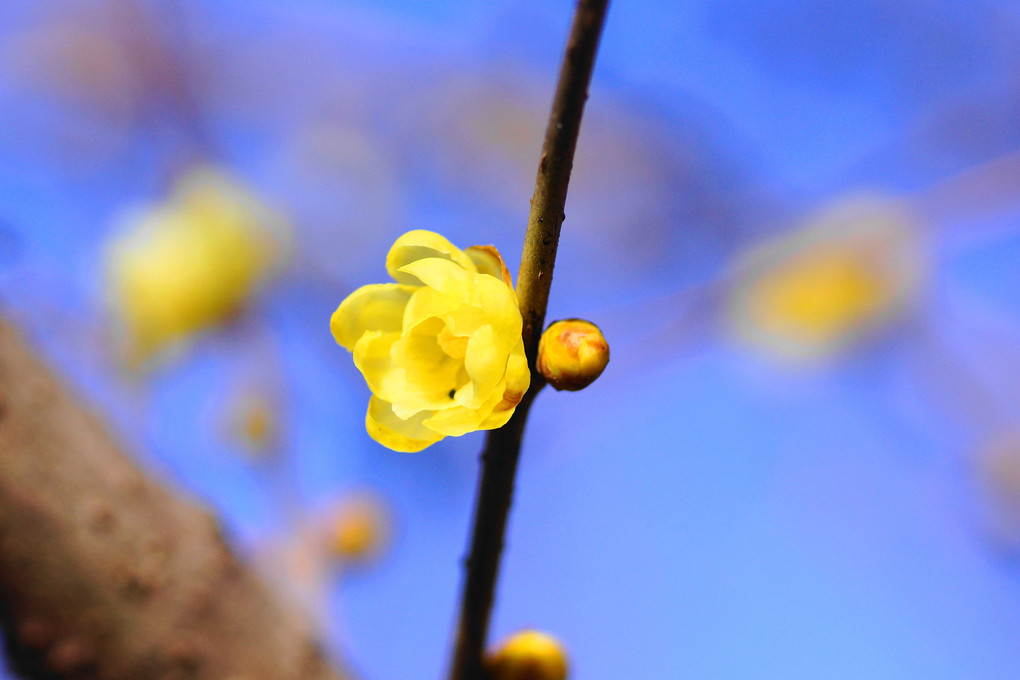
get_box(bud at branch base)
[486,630,569,680]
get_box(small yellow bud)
[331,494,390,563]
[486,630,569,680]
[536,319,609,391]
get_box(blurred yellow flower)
[106,167,289,365]
[729,195,923,361]
[331,230,530,452]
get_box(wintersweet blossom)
[331,230,530,452]
[729,195,922,361]
[106,167,289,365]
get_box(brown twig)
[447,2,610,679]
[0,318,350,680]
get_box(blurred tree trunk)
[0,318,347,680]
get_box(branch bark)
[447,2,610,679]
[0,318,348,680]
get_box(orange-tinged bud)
[536,319,609,391]
[331,493,390,563]
[486,630,569,680]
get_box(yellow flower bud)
[536,319,609,391]
[486,630,569,680]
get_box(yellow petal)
[470,274,522,342]
[352,330,407,401]
[443,304,488,338]
[331,283,417,350]
[365,396,444,452]
[386,230,476,285]
[424,397,495,436]
[398,257,474,298]
[402,286,463,332]
[461,324,509,409]
[479,341,530,429]
[465,245,514,290]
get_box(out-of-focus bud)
[536,319,609,391]
[486,630,569,680]
[330,493,390,564]
[974,431,1020,550]
[229,392,278,458]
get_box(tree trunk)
[0,318,348,680]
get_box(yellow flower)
[106,167,289,365]
[331,230,530,452]
[729,195,922,361]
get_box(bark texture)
[0,318,346,680]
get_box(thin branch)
[447,2,610,679]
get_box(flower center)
[396,317,471,406]
[437,325,469,359]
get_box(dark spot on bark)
[17,619,54,649]
[300,640,328,675]
[47,637,95,674]
[120,571,154,600]
[169,640,202,675]
[81,498,115,534]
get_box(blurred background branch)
[0,316,351,680]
